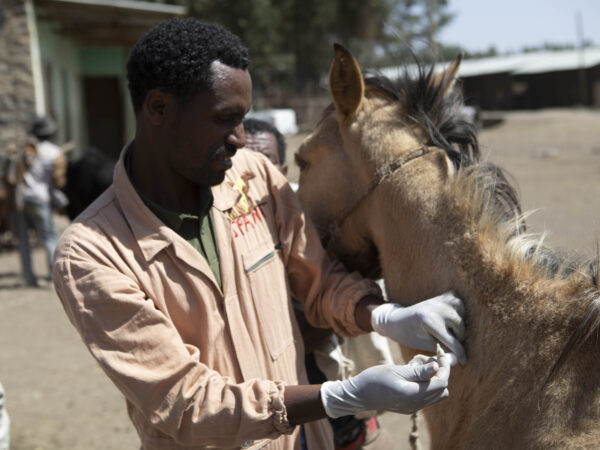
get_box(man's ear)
[281,162,288,177]
[143,89,172,126]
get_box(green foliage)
[374,0,455,66]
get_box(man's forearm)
[284,295,384,426]
[284,384,326,425]
[354,294,385,332]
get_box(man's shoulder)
[229,148,287,185]
[59,188,121,247]
[226,149,271,187]
[231,148,268,171]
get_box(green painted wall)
[35,18,134,157]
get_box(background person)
[243,118,289,176]
[11,116,64,286]
[53,18,465,449]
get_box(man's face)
[245,131,287,175]
[164,61,252,187]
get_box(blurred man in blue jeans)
[13,116,64,286]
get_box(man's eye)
[294,153,308,171]
[217,115,242,125]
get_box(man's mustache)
[214,144,238,157]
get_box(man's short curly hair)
[127,18,250,114]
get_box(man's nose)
[227,123,246,149]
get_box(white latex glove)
[370,291,466,364]
[320,345,452,418]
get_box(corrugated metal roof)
[456,54,532,77]
[379,47,600,79]
[36,0,186,46]
[512,48,600,74]
[42,0,186,15]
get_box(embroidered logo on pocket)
[228,172,255,218]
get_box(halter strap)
[322,145,435,248]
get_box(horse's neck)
[365,187,464,304]
[362,173,600,446]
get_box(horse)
[295,43,600,449]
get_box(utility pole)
[575,11,588,105]
[427,0,438,58]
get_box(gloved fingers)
[408,349,459,368]
[400,361,439,382]
[414,364,450,407]
[438,290,465,317]
[444,307,466,342]
[408,354,437,366]
[427,326,466,365]
[432,291,466,343]
[431,345,451,382]
[440,351,459,367]
[445,311,467,342]
[421,387,450,407]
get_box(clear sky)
[438,0,600,53]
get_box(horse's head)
[296,44,477,280]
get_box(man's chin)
[201,170,228,187]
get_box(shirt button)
[241,440,253,448]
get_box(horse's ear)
[329,43,364,119]
[431,53,463,97]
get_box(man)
[12,116,64,286]
[243,118,289,176]
[53,18,465,449]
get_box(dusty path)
[0,109,598,449]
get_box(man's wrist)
[354,294,385,332]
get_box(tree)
[149,0,393,92]
[375,0,455,65]
[136,0,455,93]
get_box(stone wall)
[0,0,36,154]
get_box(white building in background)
[1,0,185,158]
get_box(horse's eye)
[294,153,309,171]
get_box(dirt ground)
[0,109,599,449]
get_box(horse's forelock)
[364,63,479,169]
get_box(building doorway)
[83,76,124,160]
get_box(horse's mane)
[363,63,598,281]
[364,63,600,386]
[364,65,524,236]
[364,64,478,168]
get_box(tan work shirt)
[53,145,380,449]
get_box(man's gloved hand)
[320,346,452,418]
[370,291,466,364]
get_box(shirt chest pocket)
[243,241,294,360]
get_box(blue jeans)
[14,200,58,286]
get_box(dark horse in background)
[63,148,115,220]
